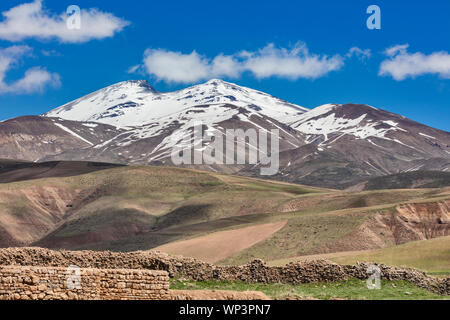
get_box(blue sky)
[0,0,449,131]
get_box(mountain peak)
[205,78,225,84]
[114,79,156,92]
[202,78,240,89]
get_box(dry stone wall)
[0,265,169,300]
[0,247,448,296]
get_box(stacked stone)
[0,247,448,296]
[0,266,169,300]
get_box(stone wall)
[0,247,448,296]
[0,265,169,300]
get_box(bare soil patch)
[155,221,287,263]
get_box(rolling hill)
[0,161,448,272]
[0,161,322,249]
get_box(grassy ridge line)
[362,171,450,190]
[268,236,450,275]
[331,236,450,275]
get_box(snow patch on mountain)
[54,123,93,146]
[291,103,410,142]
[419,132,436,140]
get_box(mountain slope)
[290,103,450,159]
[348,171,450,191]
[43,104,306,172]
[0,160,122,184]
[256,103,450,187]
[0,116,123,162]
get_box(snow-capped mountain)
[1,79,449,188]
[43,79,307,167]
[270,103,450,187]
[45,79,308,127]
[41,102,306,169]
[290,103,450,158]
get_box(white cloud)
[9,67,60,93]
[41,49,61,57]
[142,49,212,84]
[136,43,345,83]
[0,45,60,94]
[242,43,343,80]
[0,0,129,43]
[211,54,242,78]
[127,64,141,74]
[383,44,409,57]
[346,47,371,61]
[380,44,450,80]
